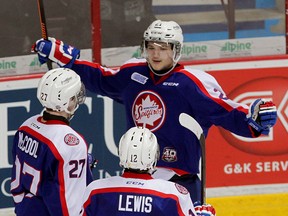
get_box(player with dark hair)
[34,20,277,204]
[80,126,216,216]
[11,68,93,216]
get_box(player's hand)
[246,98,277,135]
[33,37,80,68]
[194,201,216,216]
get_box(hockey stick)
[179,113,206,204]
[36,0,52,70]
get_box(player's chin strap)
[148,62,175,76]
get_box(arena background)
[0,0,287,215]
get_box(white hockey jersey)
[11,114,93,216]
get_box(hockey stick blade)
[179,113,206,204]
[179,113,203,139]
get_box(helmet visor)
[76,83,86,104]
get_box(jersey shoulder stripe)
[176,67,248,112]
[120,58,147,70]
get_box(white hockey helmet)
[37,68,85,114]
[119,127,159,172]
[143,20,184,64]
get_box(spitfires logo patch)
[64,133,80,146]
[175,183,189,195]
[132,91,166,132]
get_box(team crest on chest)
[132,90,166,132]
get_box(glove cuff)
[247,118,269,135]
[57,48,80,68]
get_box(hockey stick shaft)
[179,113,206,204]
[36,0,52,70]
[199,133,206,205]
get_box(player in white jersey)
[11,68,93,216]
[80,127,216,216]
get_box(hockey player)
[33,20,277,203]
[80,126,216,216]
[11,68,93,216]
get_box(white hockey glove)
[246,98,277,135]
[33,37,80,68]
